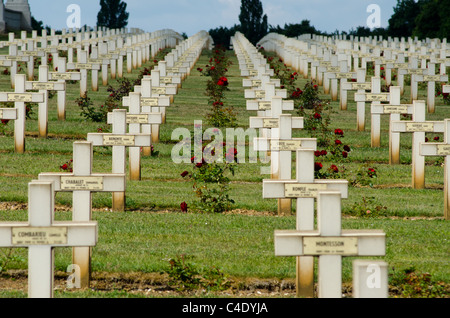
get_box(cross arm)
[391,121,445,133]
[274,229,386,257]
[420,143,450,157]
[263,179,349,199]
[0,221,98,247]
[107,112,163,125]
[0,108,17,120]
[254,138,317,152]
[48,72,82,81]
[0,92,45,103]
[249,117,303,129]
[371,104,413,115]
[38,173,126,192]
[87,133,152,147]
[25,82,66,91]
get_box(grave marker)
[391,102,444,189]
[87,109,152,211]
[274,191,386,298]
[111,92,162,180]
[0,181,98,298]
[264,149,348,297]
[414,63,448,113]
[25,65,66,138]
[49,57,82,120]
[341,69,370,131]
[0,74,44,153]
[355,77,390,147]
[420,119,450,220]
[38,141,126,287]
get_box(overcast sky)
[28,0,397,37]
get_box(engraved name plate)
[303,237,358,256]
[127,114,149,124]
[141,98,158,106]
[366,93,389,102]
[263,119,279,128]
[61,176,104,191]
[437,145,450,156]
[12,227,68,246]
[103,135,135,146]
[258,101,272,110]
[271,140,303,151]
[406,122,434,132]
[7,93,32,102]
[284,183,327,198]
[383,105,409,114]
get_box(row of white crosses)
[0,29,185,153]
[233,32,304,216]
[0,31,212,297]
[258,33,449,116]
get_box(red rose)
[314,162,323,171]
[61,164,68,170]
[314,151,321,157]
[330,165,339,173]
[180,202,188,213]
[343,145,351,152]
[314,113,321,119]
[1,119,9,125]
[342,151,348,158]
[335,140,342,145]
[181,171,189,178]
[434,136,439,141]
[320,150,327,156]
[334,129,344,136]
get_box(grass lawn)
[0,46,449,298]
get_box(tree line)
[210,0,450,48]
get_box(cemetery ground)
[0,48,448,298]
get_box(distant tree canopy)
[269,20,319,38]
[97,0,129,30]
[208,25,240,48]
[238,0,268,45]
[388,0,450,39]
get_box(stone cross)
[38,141,125,288]
[391,102,445,189]
[341,68,370,130]
[0,180,98,298]
[354,76,390,147]
[274,191,386,298]
[370,86,415,164]
[413,62,448,113]
[25,65,65,138]
[0,74,44,153]
[49,57,81,120]
[110,92,162,180]
[67,50,101,97]
[420,119,450,220]
[87,109,152,211]
[264,149,348,297]
[255,114,316,216]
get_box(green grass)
[0,49,449,298]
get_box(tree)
[387,0,423,38]
[413,0,450,39]
[238,0,268,45]
[269,20,319,38]
[209,25,240,48]
[97,0,129,29]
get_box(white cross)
[341,69,370,131]
[0,43,30,89]
[110,92,162,180]
[0,180,98,298]
[48,57,82,120]
[25,65,66,138]
[370,86,415,164]
[264,149,348,297]
[274,191,386,298]
[38,141,125,288]
[391,104,445,189]
[87,109,152,211]
[0,74,44,153]
[414,62,448,113]
[355,76,390,147]
[67,50,101,97]
[420,119,450,220]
